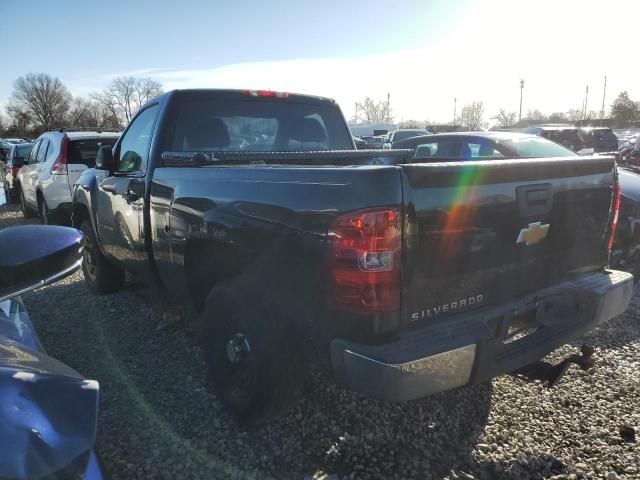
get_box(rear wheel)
[202,281,305,423]
[38,195,55,225]
[80,220,125,294]
[20,187,37,218]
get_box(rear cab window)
[169,95,353,152]
[69,138,119,167]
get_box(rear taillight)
[50,137,69,175]
[11,167,19,178]
[607,178,621,252]
[328,207,401,313]
[241,89,288,98]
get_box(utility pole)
[519,79,524,123]
[600,75,607,126]
[386,93,390,123]
[453,97,457,126]
[582,85,589,124]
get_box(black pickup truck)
[72,89,632,420]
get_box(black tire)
[80,220,125,294]
[201,281,305,424]
[37,194,55,225]
[20,187,37,218]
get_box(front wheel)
[202,282,305,423]
[80,220,125,294]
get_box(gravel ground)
[1,201,638,480]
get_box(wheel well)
[184,239,242,312]
[72,203,91,229]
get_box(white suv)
[17,130,120,224]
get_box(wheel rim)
[209,310,258,409]
[83,231,98,280]
[224,331,256,403]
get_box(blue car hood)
[0,298,100,479]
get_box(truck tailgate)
[400,156,616,329]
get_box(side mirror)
[0,225,83,302]
[95,145,114,170]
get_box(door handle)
[102,184,117,194]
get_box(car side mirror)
[95,145,114,170]
[0,225,83,302]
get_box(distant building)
[349,123,397,137]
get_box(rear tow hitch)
[515,345,596,387]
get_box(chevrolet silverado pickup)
[72,89,632,420]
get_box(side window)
[36,139,49,163]
[45,138,61,164]
[116,104,159,173]
[414,142,438,159]
[459,139,505,160]
[27,140,41,164]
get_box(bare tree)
[525,109,547,122]
[354,97,393,124]
[398,120,427,129]
[5,106,31,137]
[547,112,568,123]
[8,73,71,131]
[459,101,485,130]
[491,109,517,128]
[566,109,583,122]
[67,97,94,127]
[98,76,163,124]
[90,91,122,127]
[0,113,5,135]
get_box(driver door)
[95,104,159,275]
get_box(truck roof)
[157,88,338,107]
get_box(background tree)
[354,97,393,124]
[459,101,485,130]
[7,73,71,132]
[547,112,568,123]
[0,113,5,136]
[98,76,163,124]
[491,109,517,128]
[397,119,427,129]
[524,109,547,122]
[610,91,639,127]
[566,109,583,122]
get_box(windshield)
[14,143,32,159]
[170,97,353,152]
[499,136,576,157]
[394,130,427,142]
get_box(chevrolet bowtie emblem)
[516,222,550,246]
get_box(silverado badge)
[516,222,550,246]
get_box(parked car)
[361,135,386,149]
[382,128,431,149]
[17,130,119,224]
[73,89,631,422]
[353,136,367,149]
[0,139,11,163]
[0,142,33,202]
[392,131,582,158]
[394,131,640,277]
[578,127,619,153]
[0,224,103,480]
[3,137,29,144]
[523,126,583,151]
